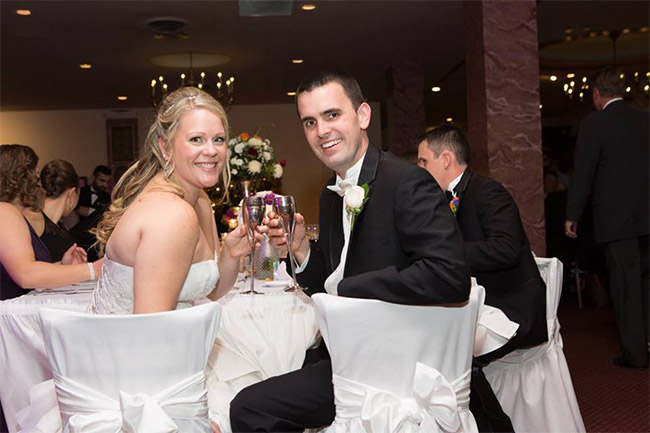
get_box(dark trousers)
[603,235,650,367]
[230,359,335,432]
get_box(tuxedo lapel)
[345,145,380,274]
[454,169,471,218]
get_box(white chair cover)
[484,257,586,433]
[38,301,221,433]
[312,286,484,433]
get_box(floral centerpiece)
[229,133,285,183]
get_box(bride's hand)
[223,225,262,258]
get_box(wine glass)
[274,195,301,292]
[241,196,265,295]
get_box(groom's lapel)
[345,144,380,272]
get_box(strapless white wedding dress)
[89,253,219,314]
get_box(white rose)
[263,152,271,161]
[232,168,238,175]
[229,138,237,145]
[230,158,238,166]
[273,163,283,178]
[237,158,244,166]
[344,185,365,209]
[249,137,263,147]
[248,160,262,174]
[234,143,244,154]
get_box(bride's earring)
[163,159,173,179]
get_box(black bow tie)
[445,190,454,202]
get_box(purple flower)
[264,193,276,205]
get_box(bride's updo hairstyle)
[94,87,230,254]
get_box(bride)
[90,87,251,314]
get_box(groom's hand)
[262,211,310,264]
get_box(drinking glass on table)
[241,196,265,295]
[273,195,301,292]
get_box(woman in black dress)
[24,159,80,261]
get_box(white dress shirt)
[447,171,464,193]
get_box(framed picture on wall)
[106,118,138,182]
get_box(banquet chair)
[483,257,586,433]
[312,285,484,433]
[38,302,221,433]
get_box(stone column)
[464,0,545,255]
[387,62,426,157]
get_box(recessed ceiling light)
[292,59,304,64]
[287,91,296,96]
[622,28,631,34]
[16,9,31,16]
[566,73,575,78]
[625,86,631,93]
[549,75,557,81]
[117,96,128,101]
[79,64,92,69]
[446,117,453,123]
[431,86,441,92]
[301,4,316,11]
[539,104,543,109]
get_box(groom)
[229,71,470,432]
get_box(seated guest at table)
[76,164,112,220]
[418,125,547,431]
[24,159,80,262]
[0,144,97,301]
[230,71,470,432]
[89,87,252,315]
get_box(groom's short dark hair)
[296,71,367,109]
[419,125,471,165]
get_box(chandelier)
[150,52,235,110]
[541,26,650,103]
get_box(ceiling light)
[625,86,631,93]
[117,96,128,101]
[287,91,296,96]
[549,75,557,82]
[79,64,92,69]
[292,59,304,64]
[16,9,31,16]
[445,117,453,123]
[301,4,316,11]
[644,84,649,92]
[641,27,649,33]
[622,28,631,34]
[566,73,575,78]
[431,86,441,92]
[539,104,543,109]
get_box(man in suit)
[418,125,547,431]
[230,71,470,432]
[76,165,111,219]
[565,67,649,370]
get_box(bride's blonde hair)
[94,87,230,255]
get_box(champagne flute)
[241,196,265,295]
[274,195,301,292]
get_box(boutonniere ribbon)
[345,183,370,230]
[449,192,460,215]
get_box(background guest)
[71,165,112,261]
[565,66,649,370]
[0,144,100,301]
[417,125,547,431]
[23,159,80,262]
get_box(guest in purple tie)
[230,71,470,432]
[0,144,97,301]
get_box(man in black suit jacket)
[418,125,547,431]
[565,67,649,370]
[230,72,470,432]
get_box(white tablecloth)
[0,280,319,433]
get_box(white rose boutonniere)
[344,183,370,230]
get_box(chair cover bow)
[52,370,208,433]
[333,363,470,433]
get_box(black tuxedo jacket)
[297,145,470,305]
[454,170,547,358]
[566,100,649,244]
